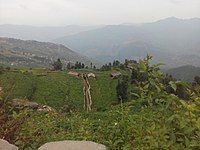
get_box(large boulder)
[0,139,18,150]
[38,140,107,150]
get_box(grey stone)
[0,139,18,150]
[12,99,39,109]
[38,140,107,150]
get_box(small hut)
[110,72,122,79]
[87,73,96,78]
[127,64,133,70]
[68,71,80,77]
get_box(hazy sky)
[0,0,200,26]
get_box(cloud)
[0,0,199,26]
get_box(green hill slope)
[0,70,118,110]
[164,65,200,82]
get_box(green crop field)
[0,69,119,110]
[0,58,199,150]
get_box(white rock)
[0,139,18,150]
[38,140,106,150]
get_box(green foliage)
[100,60,122,71]
[0,70,118,109]
[100,64,112,71]
[52,59,63,71]
[0,72,37,101]
[116,75,129,103]
[11,96,200,149]
[0,55,200,149]
[130,55,165,106]
[0,66,4,74]
[73,61,85,69]
[194,76,200,85]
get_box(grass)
[0,69,118,110]
[1,66,199,149]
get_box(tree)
[115,60,120,66]
[124,59,128,68]
[131,67,139,84]
[81,63,85,69]
[67,62,71,69]
[194,76,200,85]
[90,62,93,69]
[78,62,82,69]
[100,63,112,71]
[52,59,62,71]
[0,66,3,74]
[75,61,79,69]
[113,60,116,67]
[116,75,129,103]
[113,60,120,67]
[109,62,112,68]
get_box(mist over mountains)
[164,65,200,82]
[0,17,200,68]
[54,17,200,68]
[0,24,100,42]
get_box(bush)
[52,59,62,71]
[116,75,129,103]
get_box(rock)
[0,139,18,150]
[37,105,55,112]
[68,71,80,77]
[110,72,122,79]
[11,99,56,112]
[38,140,107,150]
[11,99,39,109]
[87,73,96,78]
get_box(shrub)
[116,75,129,103]
[52,59,63,71]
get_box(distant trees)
[100,64,112,71]
[81,63,85,69]
[194,76,200,85]
[100,60,121,71]
[52,59,63,71]
[131,66,139,83]
[0,66,3,74]
[90,62,93,69]
[74,61,85,69]
[162,74,190,100]
[100,59,140,71]
[116,75,129,103]
[66,61,85,69]
[113,60,120,67]
[67,62,71,69]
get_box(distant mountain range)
[0,17,200,68]
[0,37,91,67]
[53,17,200,68]
[164,65,200,82]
